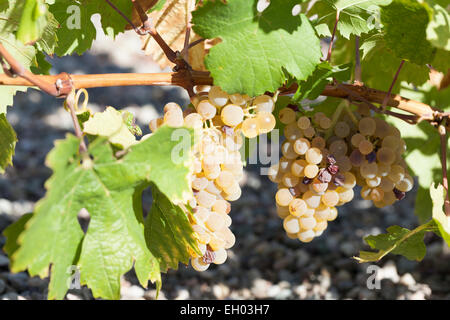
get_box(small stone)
[121,285,145,300]
[213,284,230,299]
[66,293,82,300]
[1,292,18,300]
[175,288,190,300]
[399,273,416,288]
[0,255,9,268]
[144,289,167,300]
[251,279,271,299]
[7,272,28,291]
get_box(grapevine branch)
[438,124,450,216]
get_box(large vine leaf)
[360,34,429,93]
[145,185,200,272]
[380,0,435,65]
[48,0,133,56]
[430,183,450,246]
[0,114,17,173]
[354,222,437,263]
[5,126,195,299]
[308,0,392,39]
[192,0,322,96]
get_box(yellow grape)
[241,118,259,138]
[256,111,276,133]
[279,107,297,124]
[289,198,307,217]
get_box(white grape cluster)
[348,116,413,207]
[268,108,356,243]
[150,86,277,271]
[269,106,414,243]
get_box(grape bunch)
[268,108,356,243]
[269,104,414,243]
[149,86,278,271]
[348,116,413,208]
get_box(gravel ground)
[0,30,449,300]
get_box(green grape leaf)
[431,48,450,73]
[83,107,138,150]
[430,183,450,246]
[360,35,429,93]
[293,62,352,103]
[7,126,195,299]
[354,222,437,263]
[427,4,450,51]
[308,0,392,39]
[192,0,321,96]
[49,0,133,56]
[3,213,33,256]
[380,0,435,65]
[145,185,200,272]
[30,51,52,75]
[0,114,17,173]
[16,0,48,45]
[0,34,36,114]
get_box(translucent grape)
[229,93,246,105]
[241,118,259,138]
[359,117,376,136]
[276,188,294,206]
[282,172,300,187]
[283,216,301,233]
[221,104,244,127]
[289,198,307,217]
[322,190,339,207]
[302,190,322,208]
[358,139,374,155]
[197,100,217,120]
[304,164,319,179]
[256,111,276,133]
[297,116,311,130]
[293,138,311,155]
[360,162,378,179]
[284,123,303,141]
[377,147,396,165]
[291,159,307,177]
[305,147,323,164]
[279,107,296,124]
[299,216,317,229]
[209,86,229,107]
[281,141,298,159]
[253,95,274,113]
[334,121,350,138]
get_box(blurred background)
[0,20,449,300]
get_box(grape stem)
[354,36,362,85]
[324,100,346,140]
[326,10,340,62]
[65,91,87,154]
[381,60,405,111]
[438,124,450,216]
